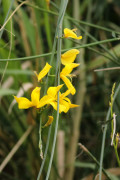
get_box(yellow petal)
[50,101,57,111]
[70,104,79,108]
[60,99,70,113]
[60,63,80,76]
[31,87,41,107]
[50,101,67,113]
[60,90,71,99]
[61,49,80,65]
[14,96,33,109]
[60,75,76,95]
[43,116,53,127]
[38,95,54,108]
[62,96,71,103]
[47,84,63,98]
[36,63,52,82]
[64,28,82,39]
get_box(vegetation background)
[0,0,120,179]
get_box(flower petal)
[47,84,63,98]
[31,87,41,107]
[60,75,76,95]
[49,101,57,111]
[50,101,67,113]
[60,90,71,99]
[60,63,80,76]
[38,95,54,108]
[70,104,79,108]
[62,96,71,103]
[61,49,80,65]
[43,116,53,127]
[14,96,33,109]
[60,99,70,113]
[36,63,52,82]
[64,28,82,39]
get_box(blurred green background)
[0,0,120,179]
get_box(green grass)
[1,0,120,180]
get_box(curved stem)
[99,83,120,180]
[37,125,52,180]
[45,1,68,179]
[0,37,120,64]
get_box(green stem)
[72,23,118,63]
[45,1,68,179]
[37,125,52,180]
[109,84,120,167]
[38,116,43,159]
[78,143,111,180]
[99,84,120,180]
[0,0,15,39]
[0,37,120,62]
[113,143,120,167]
[37,2,64,179]
[24,1,120,35]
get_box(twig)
[78,143,111,180]
[111,113,117,146]
[94,67,120,72]
[0,1,27,32]
[0,126,33,173]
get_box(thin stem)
[110,85,120,167]
[78,143,111,180]
[39,116,43,159]
[114,145,120,167]
[23,1,120,35]
[0,0,15,39]
[0,126,33,173]
[0,37,120,62]
[37,125,52,180]
[37,1,68,179]
[0,1,27,32]
[72,23,119,63]
[94,67,120,72]
[45,1,68,179]
[0,19,13,87]
[99,83,120,180]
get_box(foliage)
[0,0,120,180]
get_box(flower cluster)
[14,28,82,126]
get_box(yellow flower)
[14,87,41,109]
[14,85,63,110]
[61,49,80,65]
[39,85,79,113]
[34,63,52,82]
[37,84,63,108]
[64,28,82,40]
[50,89,79,113]
[14,84,79,113]
[60,63,80,95]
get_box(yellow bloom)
[14,87,41,109]
[61,49,80,65]
[64,28,82,40]
[60,63,80,95]
[34,63,52,82]
[37,84,63,108]
[14,84,79,113]
[50,89,79,113]
[39,85,79,113]
[14,85,63,110]
[43,116,54,127]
